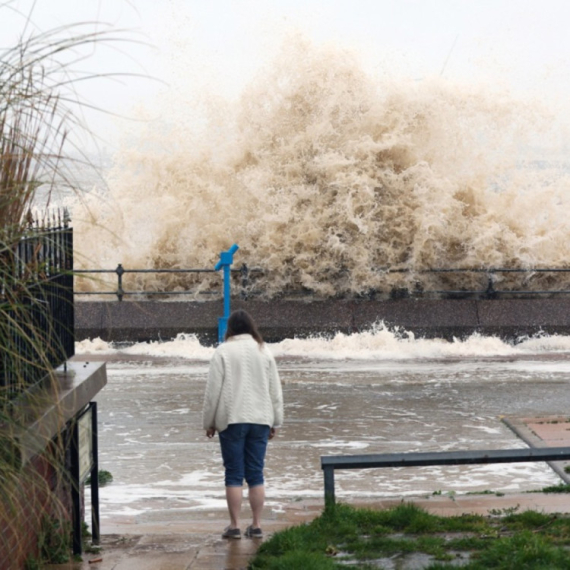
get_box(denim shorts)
[218,423,270,487]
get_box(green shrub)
[37,517,71,565]
[85,469,113,487]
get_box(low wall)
[0,449,71,570]
[0,362,107,569]
[75,298,570,343]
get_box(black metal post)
[241,264,249,299]
[485,272,497,299]
[323,466,335,507]
[116,264,125,302]
[90,402,100,544]
[70,419,82,556]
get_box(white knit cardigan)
[202,334,284,433]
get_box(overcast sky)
[3,0,570,152]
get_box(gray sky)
[3,0,570,151]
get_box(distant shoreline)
[75,298,570,344]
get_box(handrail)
[72,264,570,302]
[379,267,570,273]
[321,446,570,506]
[376,266,570,300]
[73,264,252,302]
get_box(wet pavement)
[47,353,570,569]
[77,353,570,519]
[47,416,570,570]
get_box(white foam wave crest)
[73,35,570,299]
[76,324,570,361]
[76,333,215,360]
[271,327,517,360]
[76,337,116,353]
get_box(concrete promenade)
[48,416,570,570]
[76,297,570,343]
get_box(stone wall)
[75,298,570,343]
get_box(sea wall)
[75,298,570,344]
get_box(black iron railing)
[321,446,570,506]
[72,265,570,301]
[73,263,258,301]
[377,267,570,299]
[1,214,74,407]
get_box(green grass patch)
[250,502,570,569]
[539,483,570,494]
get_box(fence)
[0,213,74,407]
[73,263,258,301]
[382,267,570,299]
[72,265,570,301]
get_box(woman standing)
[203,310,284,539]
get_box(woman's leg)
[226,485,243,528]
[244,424,270,528]
[219,424,247,529]
[248,484,265,529]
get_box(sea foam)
[72,36,570,299]
[76,323,570,361]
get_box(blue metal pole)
[215,244,239,343]
[223,264,231,318]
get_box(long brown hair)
[225,309,264,345]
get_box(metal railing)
[73,263,258,301]
[1,214,74,407]
[380,267,570,299]
[72,265,570,301]
[321,446,570,506]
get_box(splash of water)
[76,332,214,360]
[76,322,570,361]
[74,36,570,298]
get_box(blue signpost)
[215,243,239,343]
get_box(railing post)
[240,264,249,299]
[115,264,125,302]
[70,417,82,555]
[214,244,239,343]
[323,465,335,508]
[485,271,497,299]
[90,402,100,545]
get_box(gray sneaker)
[244,525,263,538]
[222,526,241,539]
